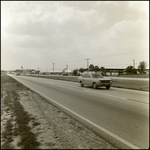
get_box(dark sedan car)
[78,72,112,89]
[16,73,20,76]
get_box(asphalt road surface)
[9,75,149,149]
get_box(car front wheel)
[93,83,97,89]
[80,81,84,87]
[106,86,110,89]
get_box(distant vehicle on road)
[16,73,20,76]
[78,72,112,89]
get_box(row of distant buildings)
[5,67,149,76]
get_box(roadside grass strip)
[1,76,41,149]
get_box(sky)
[1,1,149,71]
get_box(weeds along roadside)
[1,75,41,149]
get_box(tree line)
[125,61,147,75]
[72,61,148,76]
[72,65,108,76]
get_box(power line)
[47,48,148,70]
[68,62,141,68]
[58,48,147,64]
[89,48,146,60]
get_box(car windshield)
[91,73,103,78]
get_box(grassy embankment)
[111,74,149,91]
[1,75,41,149]
[117,74,149,78]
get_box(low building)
[105,68,125,76]
[80,68,125,76]
[145,69,149,74]
[49,69,63,75]
[62,68,73,76]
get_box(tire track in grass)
[12,91,40,149]
[1,76,41,149]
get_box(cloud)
[1,1,149,70]
[109,19,148,40]
[3,1,106,52]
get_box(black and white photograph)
[1,1,149,149]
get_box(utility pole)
[66,65,68,75]
[86,58,90,70]
[38,68,39,75]
[133,59,135,68]
[21,66,23,74]
[53,63,55,75]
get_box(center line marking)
[84,89,127,100]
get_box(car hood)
[99,77,112,80]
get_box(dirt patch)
[1,75,118,149]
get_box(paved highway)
[9,75,149,149]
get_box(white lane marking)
[83,88,149,104]
[13,78,140,149]
[44,80,149,104]
[44,81,82,90]
[83,89,127,100]
[83,89,149,106]
[44,80,127,100]
[111,87,149,94]
[127,98,149,104]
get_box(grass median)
[111,79,149,91]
